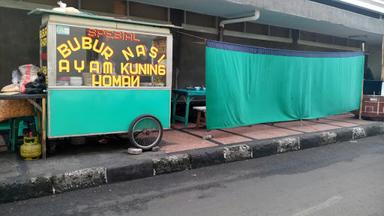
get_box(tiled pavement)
[160,113,373,153]
[160,130,217,153]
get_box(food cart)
[29,9,174,157]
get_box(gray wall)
[367,44,382,80]
[173,31,215,89]
[0,7,41,88]
[174,30,354,89]
[0,4,378,91]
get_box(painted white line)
[292,195,343,216]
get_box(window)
[269,26,290,38]
[129,2,168,21]
[300,31,317,41]
[81,0,126,15]
[245,22,269,35]
[225,23,244,32]
[186,12,216,28]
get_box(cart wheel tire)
[128,115,163,150]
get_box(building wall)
[174,32,214,89]
[173,28,356,89]
[0,7,41,88]
[367,45,382,80]
[0,0,377,91]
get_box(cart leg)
[184,97,191,127]
[172,94,178,124]
[36,111,42,157]
[196,111,201,128]
[42,97,47,159]
[36,108,42,136]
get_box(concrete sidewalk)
[164,113,372,153]
[0,114,383,203]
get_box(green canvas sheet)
[206,40,364,130]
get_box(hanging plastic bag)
[19,64,39,93]
[25,72,47,94]
[12,69,21,84]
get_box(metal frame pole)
[358,42,366,120]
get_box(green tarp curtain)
[205,40,364,130]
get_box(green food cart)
[30,9,174,155]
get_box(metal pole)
[381,35,384,81]
[218,26,224,41]
[358,42,366,120]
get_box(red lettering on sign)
[86,28,141,42]
[105,30,113,39]
[96,29,104,38]
[87,29,97,38]
[40,52,47,61]
[114,31,122,40]
[132,33,140,42]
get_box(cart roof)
[29,8,181,29]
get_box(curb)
[1,122,383,203]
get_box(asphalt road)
[2,135,384,216]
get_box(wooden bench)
[193,106,206,128]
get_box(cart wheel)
[128,115,163,150]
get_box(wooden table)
[172,89,206,126]
[0,93,47,159]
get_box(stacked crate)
[361,95,384,118]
